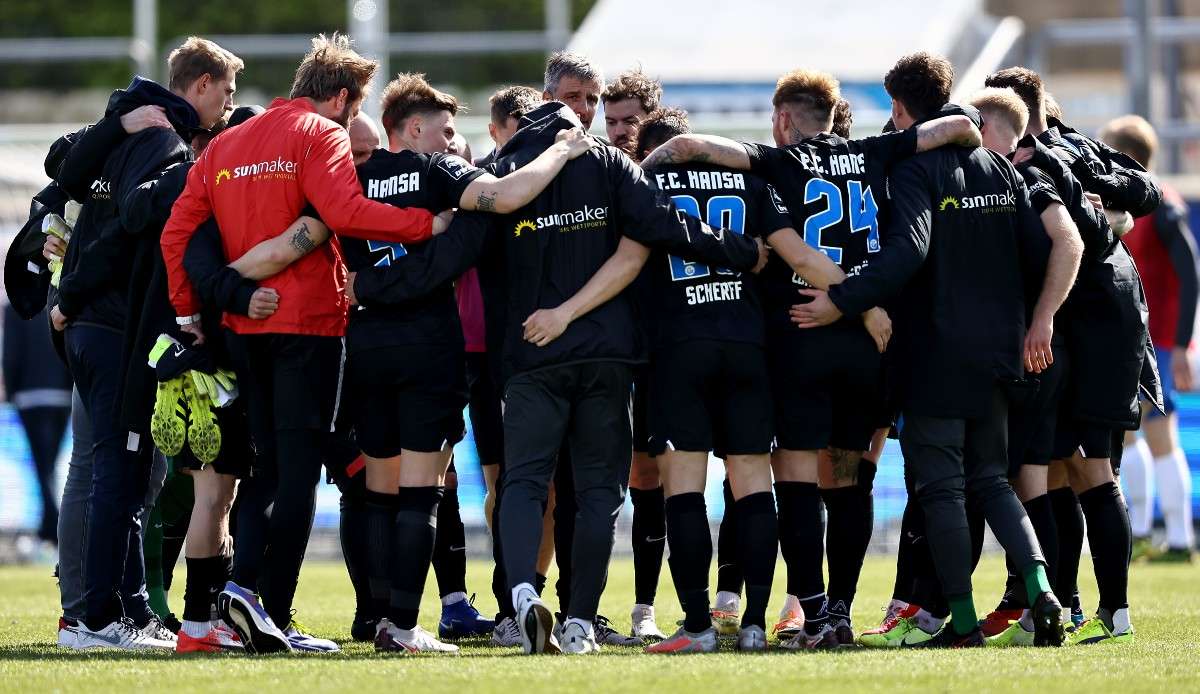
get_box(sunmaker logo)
[514,205,609,236]
[938,191,1016,214]
[217,157,299,185]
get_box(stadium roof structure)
[568,0,986,86]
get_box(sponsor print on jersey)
[216,157,299,186]
[513,205,608,236]
[437,155,473,180]
[937,191,1017,214]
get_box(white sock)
[914,609,944,633]
[1121,438,1154,537]
[1110,607,1132,635]
[1017,609,1034,631]
[715,591,741,613]
[511,582,537,611]
[1155,449,1195,549]
[780,594,801,619]
[564,617,594,638]
[887,598,910,616]
[441,591,468,606]
[633,603,655,616]
[182,619,212,638]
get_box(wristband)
[176,314,201,326]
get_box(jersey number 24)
[802,179,879,265]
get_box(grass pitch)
[1,554,1197,693]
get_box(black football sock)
[1078,482,1131,613]
[665,492,712,633]
[775,481,826,630]
[432,486,468,599]
[365,490,400,620]
[735,491,776,630]
[182,556,223,623]
[630,486,666,606]
[715,478,744,595]
[1023,493,1059,594]
[823,486,872,621]
[339,493,375,621]
[1049,487,1084,609]
[390,486,443,630]
[892,498,920,604]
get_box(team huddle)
[14,29,1194,656]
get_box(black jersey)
[743,129,918,332]
[641,162,791,347]
[347,148,484,351]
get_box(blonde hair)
[167,37,243,92]
[773,69,840,125]
[970,87,1030,137]
[1100,115,1158,169]
[290,33,378,104]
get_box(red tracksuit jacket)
[161,97,433,337]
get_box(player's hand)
[556,127,593,159]
[1023,317,1054,374]
[1172,345,1194,392]
[43,235,67,263]
[751,237,769,274]
[1085,192,1104,211]
[120,105,171,134]
[345,272,359,307]
[523,306,571,347]
[1012,146,1034,167]
[789,289,842,328]
[179,321,205,346]
[49,305,69,332]
[433,210,454,235]
[247,287,279,320]
[862,306,892,353]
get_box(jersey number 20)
[668,194,746,281]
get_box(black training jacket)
[353,102,762,384]
[1043,116,1161,219]
[828,145,1046,419]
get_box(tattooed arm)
[227,216,331,281]
[458,127,593,213]
[639,134,750,170]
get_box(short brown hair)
[1099,115,1158,169]
[1044,92,1063,121]
[832,98,853,138]
[969,87,1029,137]
[984,67,1044,122]
[601,70,662,113]
[884,52,954,121]
[489,85,542,126]
[773,69,840,126]
[379,73,460,135]
[290,33,378,104]
[636,107,691,160]
[167,37,243,92]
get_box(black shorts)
[1053,419,1116,461]
[324,426,366,499]
[174,400,253,478]
[768,324,881,452]
[632,366,650,454]
[1007,343,1066,476]
[346,344,466,457]
[466,351,504,467]
[648,339,772,457]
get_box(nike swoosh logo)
[645,535,666,543]
[449,545,467,552]
[87,630,123,646]
[172,345,186,358]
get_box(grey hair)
[543,51,603,95]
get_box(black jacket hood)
[496,101,581,159]
[105,76,201,139]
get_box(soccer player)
[477,85,543,167]
[985,67,1163,644]
[342,73,593,653]
[1102,116,1198,563]
[601,69,667,641]
[543,51,603,131]
[349,113,381,165]
[635,108,843,653]
[791,62,1067,649]
[50,37,240,651]
[968,87,1091,646]
[641,65,977,648]
[159,33,439,654]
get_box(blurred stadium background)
[1,0,1198,560]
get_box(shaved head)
[348,114,380,165]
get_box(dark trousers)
[17,405,69,542]
[226,332,345,628]
[899,386,1044,599]
[66,325,153,627]
[499,361,633,621]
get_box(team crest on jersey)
[437,155,472,180]
[768,185,788,214]
[514,219,536,237]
